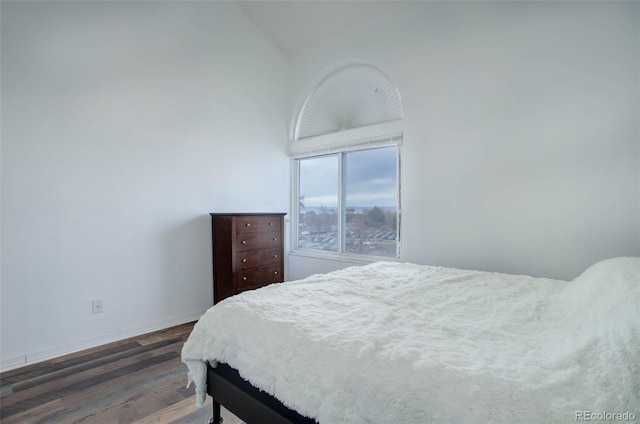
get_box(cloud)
[299,146,397,208]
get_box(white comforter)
[182,257,640,423]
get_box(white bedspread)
[182,257,640,423]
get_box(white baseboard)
[0,311,207,373]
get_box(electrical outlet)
[92,299,103,314]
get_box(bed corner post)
[209,399,222,424]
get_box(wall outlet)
[92,299,103,314]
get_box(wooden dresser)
[210,213,286,304]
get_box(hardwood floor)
[0,322,243,424]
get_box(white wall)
[2,0,638,372]
[289,1,639,281]
[1,1,290,370]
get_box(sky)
[299,146,397,209]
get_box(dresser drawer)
[235,216,281,234]
[234,248,282,270]
[235,231,282,252]
[235,265,283,290]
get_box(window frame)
[290,133,402,263]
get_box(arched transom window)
[295,64,403,140]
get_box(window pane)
[298,155,339,251]
[345,147,398,257]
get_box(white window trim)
[289,248,400,264]
[288,120,403,157]
[290,126,402,261]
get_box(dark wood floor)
[0,322,243,424]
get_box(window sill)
[288,248,400,264]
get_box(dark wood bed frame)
[206,362,318,424]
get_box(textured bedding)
[182,257,640,423]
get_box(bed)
[182,257,640,423]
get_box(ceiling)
[237,1,416,59]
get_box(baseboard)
[0,310,207,373]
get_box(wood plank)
[26,360,185,423]
[0,352,178,421]
[11,338,179,393]
[63,371,187,423]
[0,322,245,424]
[131,394,213,424]
[137,322,195,346]
[0,385,13,398]
[0,342,142,385]
[0,339,184,409]
[133,397,245,424]
[0,399,65,424]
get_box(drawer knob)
[274,271,278,275]
[268,222,273,226]
[242,276,247,281]
[242,259,247,263]
[273,238,277,241]
[273,254,278,258]
[241,240,247,244]
[246,223,251,227]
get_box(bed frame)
[206,362,318,424]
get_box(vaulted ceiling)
[237,1,416,59]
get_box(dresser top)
[209,212,287,217]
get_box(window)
[290,63,403,260]
[294,143,400,259]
